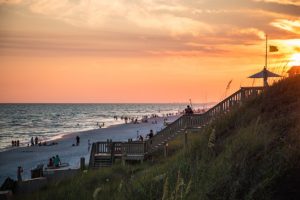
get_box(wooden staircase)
[89,86,264,168]
[93,156,113,168]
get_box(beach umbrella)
[248,68,281,78]
[248,68,281,87]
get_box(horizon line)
[0,102,216,105]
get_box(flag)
[269,45,278,52]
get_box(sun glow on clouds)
[271,19,300,34]
[26,0,213,37]
[254,0,300,6]
[0,0,300,103]
[290,53,300,66]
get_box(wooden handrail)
[90,86,264,164]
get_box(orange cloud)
[0,0,299,102]
[271,19,300,34]
[254,0,300,6]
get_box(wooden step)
[93,156,113,168]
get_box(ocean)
[0,103,206,151]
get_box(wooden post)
[241,89,245,101]
[164,142,168,157]
[111,142,115,164]
[88,143,96,169]
[184,131,188,149]
[80,157,85,171]
[121,143,126,166]
[122,155,126,166]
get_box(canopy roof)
[248,68,281,78]
[287,66,300,73]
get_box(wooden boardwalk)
[89,86,263,168]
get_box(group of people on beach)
[122,116,139,124]
[30,136,39,146]
[47,155,61,168]
[96,122,105,128]
[136,129,154,142]
[11,140,20,147]
[111,112,178,126]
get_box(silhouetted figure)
[31,137,34,146]
[16,140,19,147]
[54,155,61,167]
[139,135,144,141]
[76,136,80,146]
[48,158,53,167]
[35,136,38,146]
[88,139,91,152]
[185,105,193,115]
[148,130,154,139]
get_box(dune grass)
[17,76,300,200]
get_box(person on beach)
[76,136,80,146]
[17,166,23,182]
[139,135,144,141]
[88,139,91,152]
[48,158,53,167]
[31,137,34,146]
[35,136,38,146]
[16,140,19,147]
[54,155,61,167]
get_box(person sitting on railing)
[184,105,194,115]
[147,130,154,139]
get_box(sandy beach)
[0,115,179,184]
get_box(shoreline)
[0,119,128,153]
[0,114,180,184]
[0,114,166,153]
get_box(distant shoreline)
[0,114,180,183]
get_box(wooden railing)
[145,86,264,153]
[122,141,146,155]
[94,141,123,154]
[89,86,264,167]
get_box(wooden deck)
[89,86,264,168]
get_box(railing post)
[164,142,168,157]
[111,142,115,164]
[88,143,96,168]
[80,157,85,171]
[121,143,126,166]
[184,130,188,149]
[241,89,245,101]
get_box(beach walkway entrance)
[89,87,263,168]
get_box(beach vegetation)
[16,76,300,200]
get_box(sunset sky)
[0,0,300,103]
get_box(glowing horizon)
[0,0,300,103]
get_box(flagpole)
[265,34,267,70]
[264,34,268,87]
